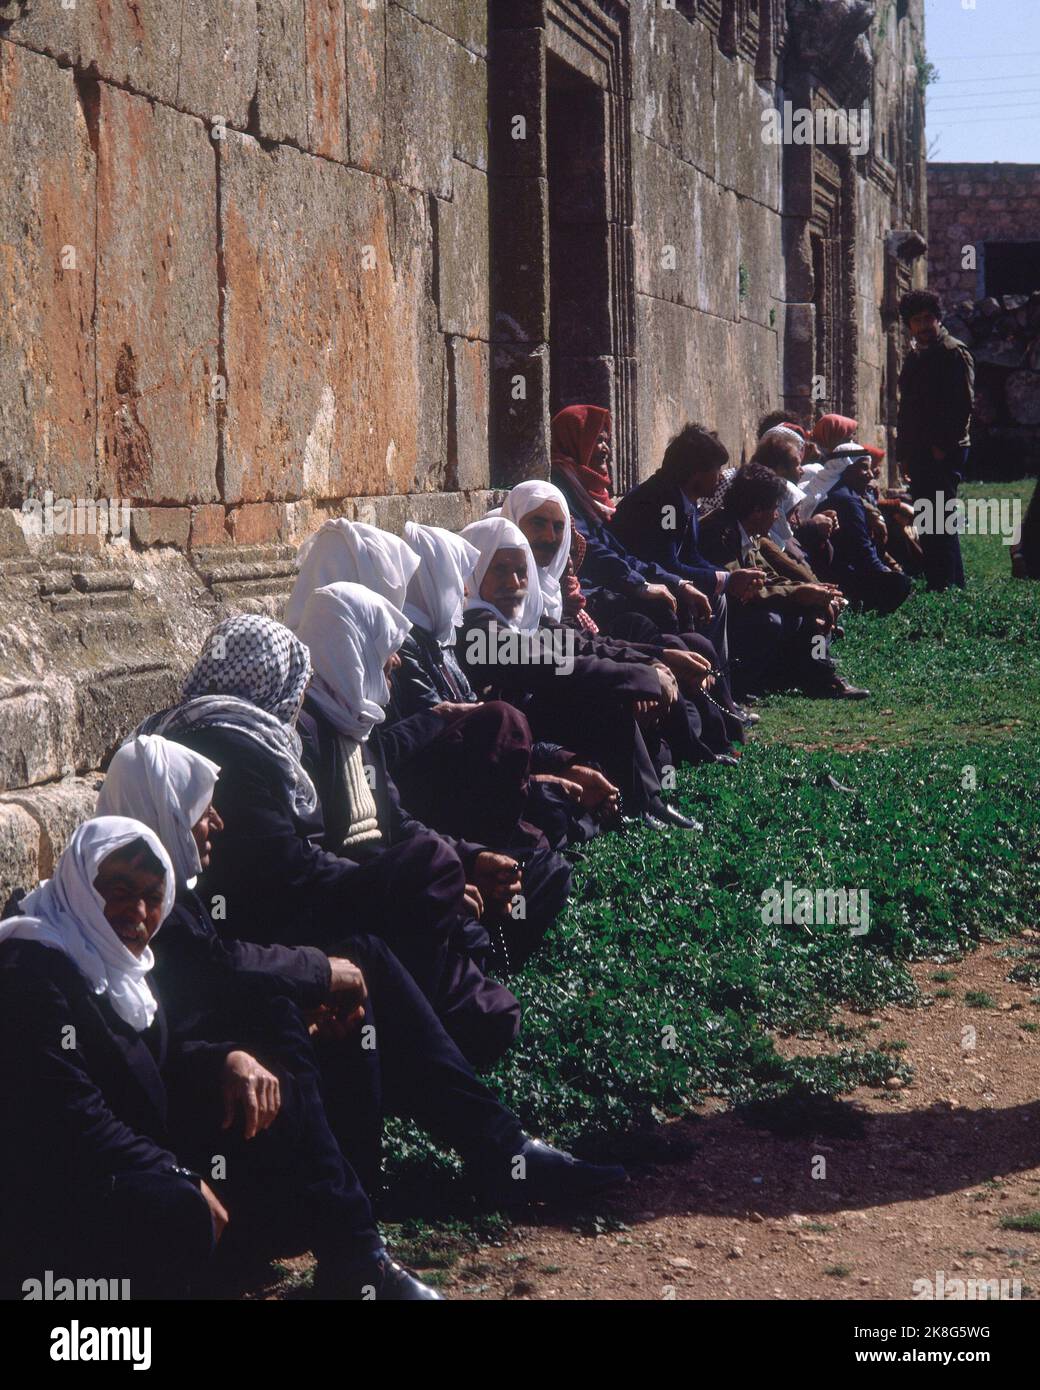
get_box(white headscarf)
[0,817,175,1031]
[97,735,220,891]
[460,517,544,632]
[403,522,480,646]
[492,481,572,622]
[296,582,412,743]
[796,442,869,522]
[285,520,421,630]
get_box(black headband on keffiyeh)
[137,615,318,817]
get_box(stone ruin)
[0,0,928,898]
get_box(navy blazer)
[610,471,721,594]
[553,472,683,596]
[817,481,894,584]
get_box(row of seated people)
[0,405,918,1300]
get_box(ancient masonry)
[0,0,926,898]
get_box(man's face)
[908,311,939,346]
[746,503,779,537]
[480,547,528,620]
[592,430,611,470]
[772,440,804,484]
[191,803,224,872]
[94,848,167,958]
[681,463,722,503]
[382,650,401,694]
[519,500,567,570]
[845,459,873,495]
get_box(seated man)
[699,466,868,701]
[457,517,700,830]
[0,817,440,1300]
[750,427,839,571]
[97,736,623,1218]
[814,449,913,615]
[293,580,573,975]
[138,614,520,1070]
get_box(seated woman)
[138,614,520,1071]
[97,736,623,1213]
[294,580,572,975]
[0,817,440,1300]
[287,517,550,853]
[457,517,698,830]
[391,520,613,846]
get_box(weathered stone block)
[396,0,489,55]
[454,43,488,170]
[631,2,716,174]
[489,26,544,180]
[346,0,387,172]
[228,501,284,544]
[436,161,490,339]
[0,686,65,790]
[0,43,95,509]
[0,799,39,904]
[220,134,441,502]
[255,0,308,146]
[491,342,549,486]
[714,48,780,208]
[305,0,349,162]
[94,86,220,505]
[446,337,489,491]
[131,507,192,549]
[4,776,101,878]
[386,5,456,197]
[491,176,549,344]
[736,194,783,329]
[190,504,230,548]
[175,0,259,128]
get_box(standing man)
[896,290,974,590]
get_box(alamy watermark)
[465,621,576,676]
[759,880,870,937]
[913,494,1021,546]
[761,103,870,158]
[19,492,131,541]
[912,1269,1021,1301]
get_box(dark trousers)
[907,452,968,591]
[841,567,912,615]
[314,935,526,1192]
[522,689,660,815]
[726,603,835,698]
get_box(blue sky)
[925,0,1040,162]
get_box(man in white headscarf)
[493,480,572,622]
[296,581,574,976]
[285,518,420,630]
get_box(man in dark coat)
[816,453,913,614]
[896,289,974,590]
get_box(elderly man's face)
[519,500,567,570]
[94,847,167,958]
[908,311,940,346]
[191,803,224,872]
[480,547,529,619]
[771,440,804,484]
[592,430,612,469]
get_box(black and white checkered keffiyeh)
[138,615,318,817]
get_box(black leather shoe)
[647,799,703,831]
[813,677,870,700]
[713,753,740,767]
[360,1254,444,1300]
[480,1138,628,1205]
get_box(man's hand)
[728,569,767,602]
[564,765,621,817]
[790,583,835,611]
[658,647,712,695]
[462,882,485,919]
[642,583,677,615]
[221,1051,281,1141]
[653,663,679,706]
[432,702,473,718]
[531,773,584,803]
[200,1181,229,1242]
[804,511,837,538]
[677,582,712,623]
[327,957,367,1010]
[471,851,522,914]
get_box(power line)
[930,90,1040,106]
[932,111,1040,126]
[931,72,1040,85]
[930,98,1040,113]
[931,50,1040,61]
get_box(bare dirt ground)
[448,941,1040,1301]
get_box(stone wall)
[928,162,1040,307]
[0,0,927,900]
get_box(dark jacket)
[819,480,895,586]
[896,327,974,464]
[699,510,808,607]
[553,472,684,598]
[389,628,476,720]
[0,939,232,1197]
[610,471,723,594]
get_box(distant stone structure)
[0,0,926,897]
[927,162,1040,307]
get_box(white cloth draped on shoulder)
[295,581,412,743]
[97,734,220,890]
[795,442,868,522]
[460,516,544,632]
[403,521,480,646]
[0,817,175,1031]
[285,519,421,630]
[491,480,572,622]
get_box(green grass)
[386,481,1040,1185]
